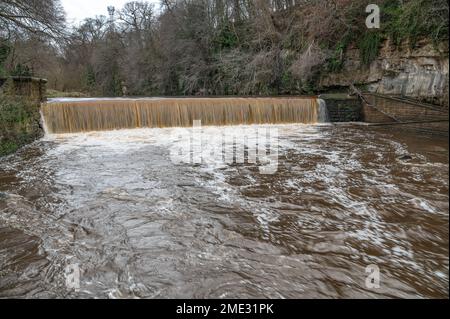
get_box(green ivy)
[214,23,239,51]
[382,0,448,46]
[0,95,41,156]
[11,63,32,76]
[327,33,353,72]
[0,141,19,156]
[358,31,382,66]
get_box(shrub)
[383,0,449,46]
[0,94,42,156]
[290,42,328,81]
[358,31,382,66]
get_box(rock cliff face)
[320,39,449,108]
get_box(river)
[0,124,448,298]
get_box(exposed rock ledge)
[320,39,449,108]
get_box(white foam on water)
[2,120,448,298]
[46,97,170,103]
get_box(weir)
[41,97,328,134]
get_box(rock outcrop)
[320,39,449,108]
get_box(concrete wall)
[320,93,449,136]
[321,95,362,122]
[363,94,449,136]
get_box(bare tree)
[0,0,66,39]
[32,0,447,97]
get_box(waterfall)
[41,97,326,134]
[317,99,330,123]
[39,109,50,136]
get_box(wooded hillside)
[1,0,448,96]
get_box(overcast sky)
[61,0,160,25]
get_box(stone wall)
[0,77,47,102]
[363,94,449,136]
[0,96,44,156]
[363,94,449,122]
[320,39,449,109]
[320,93,449,136]
[0,77,46,156]
[321,95,362,122]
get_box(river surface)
[0,124,448,298]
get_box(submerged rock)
[399,154,413,161]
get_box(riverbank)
[0,95,43,156]
[46,89,89,99]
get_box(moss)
[11,63,32,77]
[0,95,42,157]
[46,89,89,98]
[0,141,19,156]
[320,94,357,100]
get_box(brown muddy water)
[0,124,448,299]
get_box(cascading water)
[317,98,330,123]
[41,97,328,133]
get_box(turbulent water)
[0,124,448,298]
